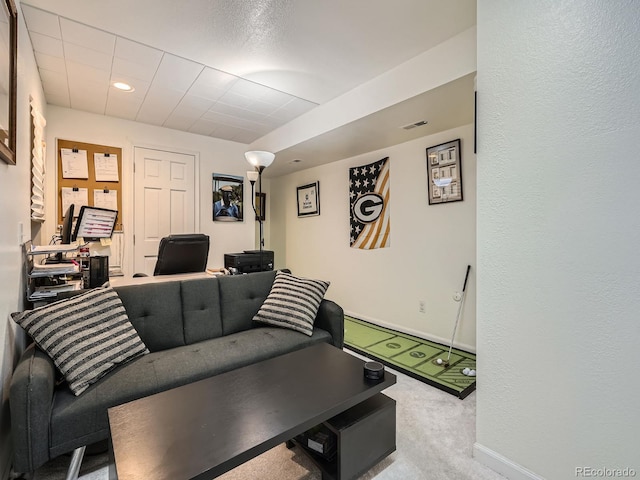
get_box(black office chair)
[152,234,210,276]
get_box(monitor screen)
[60,204,75,244]
[72,206,118,242]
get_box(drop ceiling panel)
[114,37,163,67]
[39,68,68,88]
[34,52,66,73]
[59,18,115,54]
[105,96,142,120]
[232,129,262,144]
[29,32,63,57]
[41,77,68,97]
[21,5,60,38]
[111,57,158,83]
[192,67,238,91]
[66,61,110,85]
[64,43,112,70]
[163,114,197,131]
[153,54,204,91]
[189,119,217,136]
[173,95,214,117]
[70,93,106,114]
[22,1,477,177]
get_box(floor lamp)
[245,151,274,270]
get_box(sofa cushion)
[115,282,186,351]
[253,271,330,336]
[11,287,149,396]
[48,326,332,456]
[217,270,277,335]
[180,277,223,344]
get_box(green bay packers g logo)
[353,193,384,223]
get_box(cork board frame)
[56,139,123,231]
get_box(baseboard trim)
[473,443,545,480]
[344,310,476,353]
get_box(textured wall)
[0,2,48,478]
[476,1,640,478]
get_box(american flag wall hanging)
[349,157,390,249]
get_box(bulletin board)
[57,139,123,231]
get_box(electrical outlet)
[419,300,426,313]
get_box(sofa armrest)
[314,299,344,349]
[9,342,56,473]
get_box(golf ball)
[462,367,470,375]
[436,358,443,365]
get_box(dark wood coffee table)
[108,343,396,480]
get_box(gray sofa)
[9,270,344,475]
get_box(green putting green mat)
[344,316,476,399]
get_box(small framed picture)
[297,181,320,217]
[255,192,265,221]
[426,139,463,205]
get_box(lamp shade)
[244,150,275,169]
[247,170,259,182]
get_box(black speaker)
[89,256,109,288]
[364,361,384,381]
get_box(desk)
[107,270,222,288]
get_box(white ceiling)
[21,0,477,176]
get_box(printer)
[224,250,274,274]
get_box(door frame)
[125,143,200,276]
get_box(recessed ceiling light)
[112,82,135,92]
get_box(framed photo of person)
[297,181,320,217]
[212,173,244,221]
[425,139,463,205]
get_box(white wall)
[0,2,48,478]
[476,2,640,479]
[44,106,254,274]
[270,124,476,350]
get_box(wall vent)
[401,120,428,130]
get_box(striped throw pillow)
[253,271,330,336]
[11,287,148,396]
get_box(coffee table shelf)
[108,344,396,480]
[291,392,396,480]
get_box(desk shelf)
[23,241,83,305]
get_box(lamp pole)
[245,150,274,271]
[258,168,264,253]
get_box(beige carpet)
[31,350,505,480]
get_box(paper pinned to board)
[93,189,118,211]
[61,148,89,179]
[94,153,119,182]
[61,187,88,215]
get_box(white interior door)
[134,147,196,275]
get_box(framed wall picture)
[212,173,243,221]
[0,0,17,165]
[426,139,463,205]
[297,181,320,217]
[255,192,265,221]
